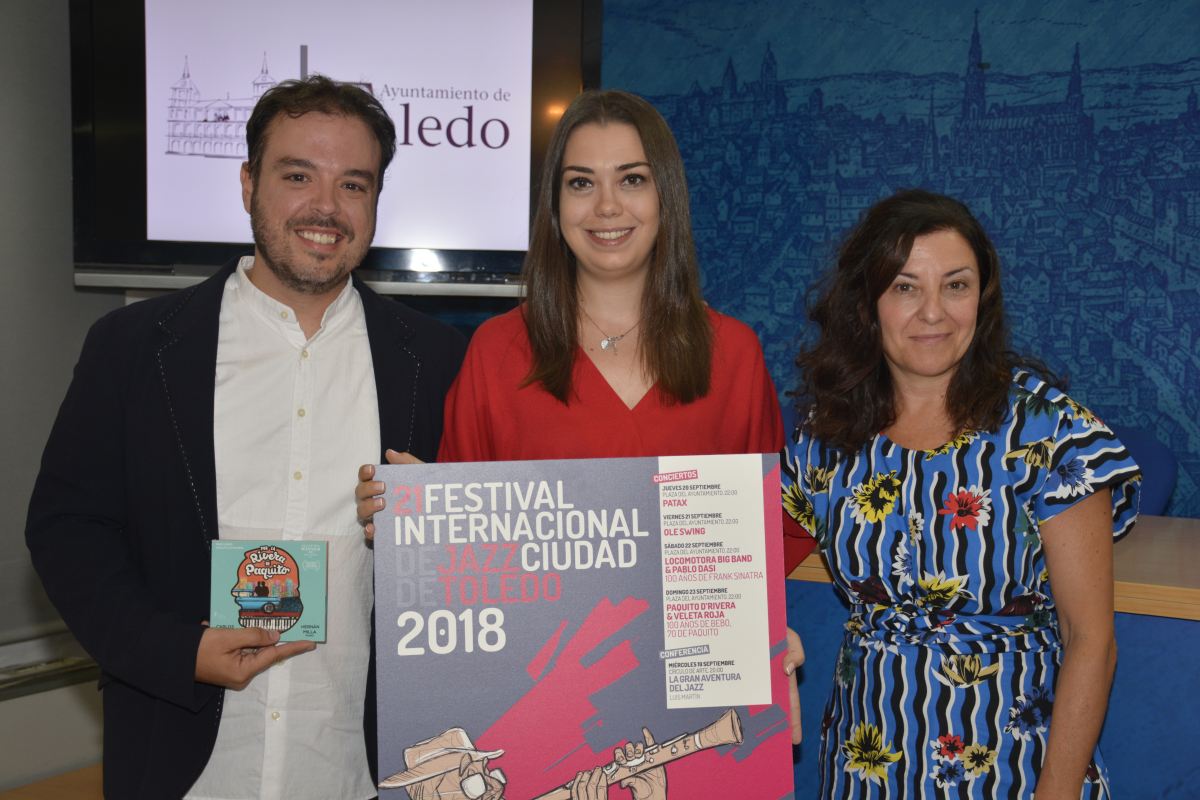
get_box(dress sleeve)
[1032,397,1141,540]
[751,356,785,453]
[714,313,784,452]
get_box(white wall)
[0,684,103,791]
[0,0,119,786]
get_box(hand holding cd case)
[209,540,328,642]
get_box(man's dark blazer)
[26,262,466,799]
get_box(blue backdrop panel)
[603,0,1200,517]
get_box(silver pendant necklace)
[580,307,638,354]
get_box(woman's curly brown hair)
[794,189,1056,452]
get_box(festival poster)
[373,454,793,800]
[209,540,328,642]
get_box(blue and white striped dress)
[783,371,1140,798]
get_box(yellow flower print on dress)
[934,654,1001,688]
[1064,396,1102,428]
[805,464,835,494]
[1005,437,1056,468]
[878,471,902,497]
[782,481,815,532]
[850,470,901,525]
[841,722,902,784]
[961,744,997,777]
[927,733,996,786]
[924,430,978,459]
[916,571,974,609]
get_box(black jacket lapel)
[357,277,422,460]
[154,265,234,542]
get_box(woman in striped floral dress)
[783,190,1140,798]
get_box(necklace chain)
[579,307,638,354]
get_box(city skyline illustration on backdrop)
[606,1,1200,516]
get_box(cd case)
[209,540,327,642]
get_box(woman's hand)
[356,449,423,542]
[784,626,805,744]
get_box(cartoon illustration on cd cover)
[210,540,327,642]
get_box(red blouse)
[439,307,780,460]
[438,306,817,568]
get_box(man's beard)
[249,189,372,296]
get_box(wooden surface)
[787,515,1200,621]
[0,764,101,799]
[1111,515,1200,619]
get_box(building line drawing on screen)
[167,53,277,158]
[166,47,373,159]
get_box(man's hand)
[784,626,805,744]
[356,449,424,542]
[195,625,315,690]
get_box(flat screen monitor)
[70,0,601,286]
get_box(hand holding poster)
[373,454,793,799]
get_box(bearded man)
[26,76,465,799]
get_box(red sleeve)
[782,513,818,574]
[746,349,817,571]
[751,354,785,453]
[708,311,784,453]
[744,344,818,575]
[711,313,817,571]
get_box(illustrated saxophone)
[531,708,743,800]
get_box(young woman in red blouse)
[439,90,784,462]
[357,89,811,751]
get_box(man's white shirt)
[186,257,380,800]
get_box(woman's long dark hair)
[521,90,712,404]
[795,189,1055,451]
